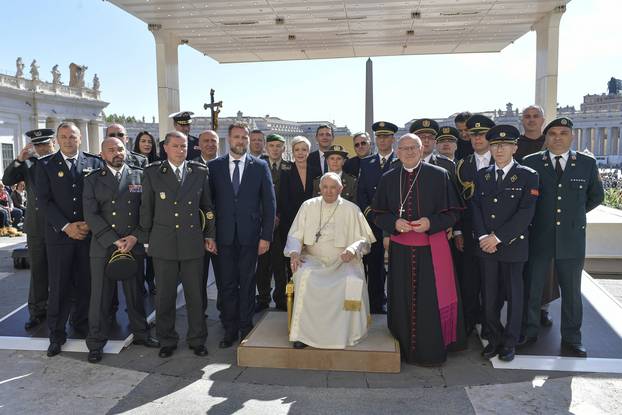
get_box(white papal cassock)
[284,196,376,349]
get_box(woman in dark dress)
[278,136,314,277]
[133,131,157,295]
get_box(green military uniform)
[140,160,216,348]
[256,146,292,310]
[83,164,151,351]
[522,118,604,347]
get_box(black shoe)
[158,345,177,358]
[254,303,269,313]
[498,347,515,362]
[240,328,252,340]
[133,336,160,348]
[540,310,553,327]
[189,345,208,356]
[24,315,45,330]
[561,341,587,357]
[516,335,538,349]
[481,343,499,359]
[87,349,103,363]
[293,341,308,349]
[219,334,238,349]
[47,342,62,357]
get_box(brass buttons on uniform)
[557,209,561,213]
[188,201,192,205]
[112,212,116,216]
[556,221,561,225]
[493,198,498,203]
[558,184,562,188]
[491,214,496,219]
[557,196,562,200]
[111,224,116,228]
[112,200,115,204]
[174,213,179,217]
[520,235,525,240]
[174,201,178,205]
[175,224,180,229]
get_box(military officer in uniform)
[2,129,56,330]
[312,144,357,203]
[410,118,457,184]
[357,121,399,314]
[159,111,201,161]
[140,131,216,358]
[36,122,104,357]
[472,125,539,362]
[521,117,604,357]
[455,114,495,336]
[436,126,460,162]
[83,137,160,363]
[105,124,148,168]
[343,132,372,178]
[255,133,291,312]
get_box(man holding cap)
[521,117,604,357]
[255,133,291,313]
[471,125,539,362]
[3,129,56,330]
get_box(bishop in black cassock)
[371,134,465,365]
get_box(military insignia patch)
[510,174,517,182]
[500,132,506,137]
[129,184,142,193]
[561,119,568,125]
[162,167,167,173]
[187,167,192,173]
[475,123,481,128]
[485,173,491,181]
[83,167,93,174]
[379,122,385,128]
[442,127,450,134]
[160,192,166,200]
[206,211,214,220]
[282,163,291,170]
[423,120,430,127]
[530,189,539,196]
[34,130,42,137]
[58,171,64,177]
[101,170,107,176]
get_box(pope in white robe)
[284,172,376,349]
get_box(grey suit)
[82,164,150,350]
[140,160,216,347]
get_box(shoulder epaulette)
[145,160,163,169]
[83,151,100,158]
[85,167,103,177]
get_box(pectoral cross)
[203,89,223,130]
[398,206,405,218]
[315,231,321,243]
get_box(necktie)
[322,155,328,174]
[232,160,240,195]
[115,171,121,182]
[272,162,277,175]
[555,155,563,181]
[67,158,77,179]
[380,157,386,169]
[175,167,182,182]
[496,169,504,190]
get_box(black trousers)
[524,256,584,344]
[27,233,48,318]
[481,258,524,349]
[46,241,91,342]
[218,234,259,338]
[255,229,287,308]
[86,256,149,350]
[202,252,220,315]
[153,257,207,348]
[457,223,483,329]
[365,225,386,312]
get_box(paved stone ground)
[1,237,621,414]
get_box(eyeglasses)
[398,146,419,152]
[107,132,126,138]
[354,142,369,148]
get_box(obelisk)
[365,58,373,137]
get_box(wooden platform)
[237,311,401,373]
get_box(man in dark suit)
[208,121,276,348]
[36,122,104,357]
[471,125,539,362]
[454,111,474,161]
[83,137,159,363]
[343,132,371,178]
[357,121,398,314]
[140,131,216,358]
[194,130,221,318]
[521,117,605,357]
[2,129,56,330]
[255,133,291,312]
[159,111,201,161]
[105,124,147,168]
[307,124,335,178]
[455,114,495,336]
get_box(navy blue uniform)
[357,152,396,312]
[471,162,539,349]
[36,151,104,342]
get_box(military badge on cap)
[25,128,55,144]
[169,111,194,125]
[543,117,573,136]
[436,126,460,142]
[372,121,398,135]
[486,125,520,145]
[409,118,439,136]
[466,114,495,133]
[324,144,348,159]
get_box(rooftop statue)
[15,57,24,78]
[93,74,100,91]
[51,65,62,85]
[69,63,88,88]
[30,59,40,81]
[607,77,621,95]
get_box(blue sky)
[1,0,620,130]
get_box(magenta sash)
[390,230,458,346]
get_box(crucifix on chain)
[203,89,223,130]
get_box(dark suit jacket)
[307,150,323,179]
[140,160,216,260]
[36,151,104,245]
[278,162,314,243]
[343,156,364,178]
[357,152,397,218]
[126,151,148,168]
[471,163,539,262]
[3,157,42,236]
[523,150,604,259]
[83,164,147,258]
[208,154,276,245]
